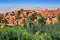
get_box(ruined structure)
[0,8,60,26]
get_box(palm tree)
[0,13,3,23]
[27,12,37,27]
[1,18,9,26]
[57,13,60,24]
[15,11,21,25]
[22,18,28,28]
[38,14,46,25]
[0,13,8,26]
[27,12,39,34]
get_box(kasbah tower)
[0,8,60,26]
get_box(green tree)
[38,14,46,25]
[28,13,36,26]
[57,13,60,24]
[1,18,9,26]
[0,13,3,23]
[27,13,38,34]
[23,19,27,27]
[15,11,21,25]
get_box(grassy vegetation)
[0,23,60,40]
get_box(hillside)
[0,8,60,26]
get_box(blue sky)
[0,0,60,12]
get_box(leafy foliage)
[57,13,60,24]
[0,23,60,40]
[0,18,9,26]
[38,14,46,24]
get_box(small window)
[12,11,14,13]
[6,13,8,16]
[10,14,15,16]
[7,18,9,19]
[18,11,21,14]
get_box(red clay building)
[1,8,60,26]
